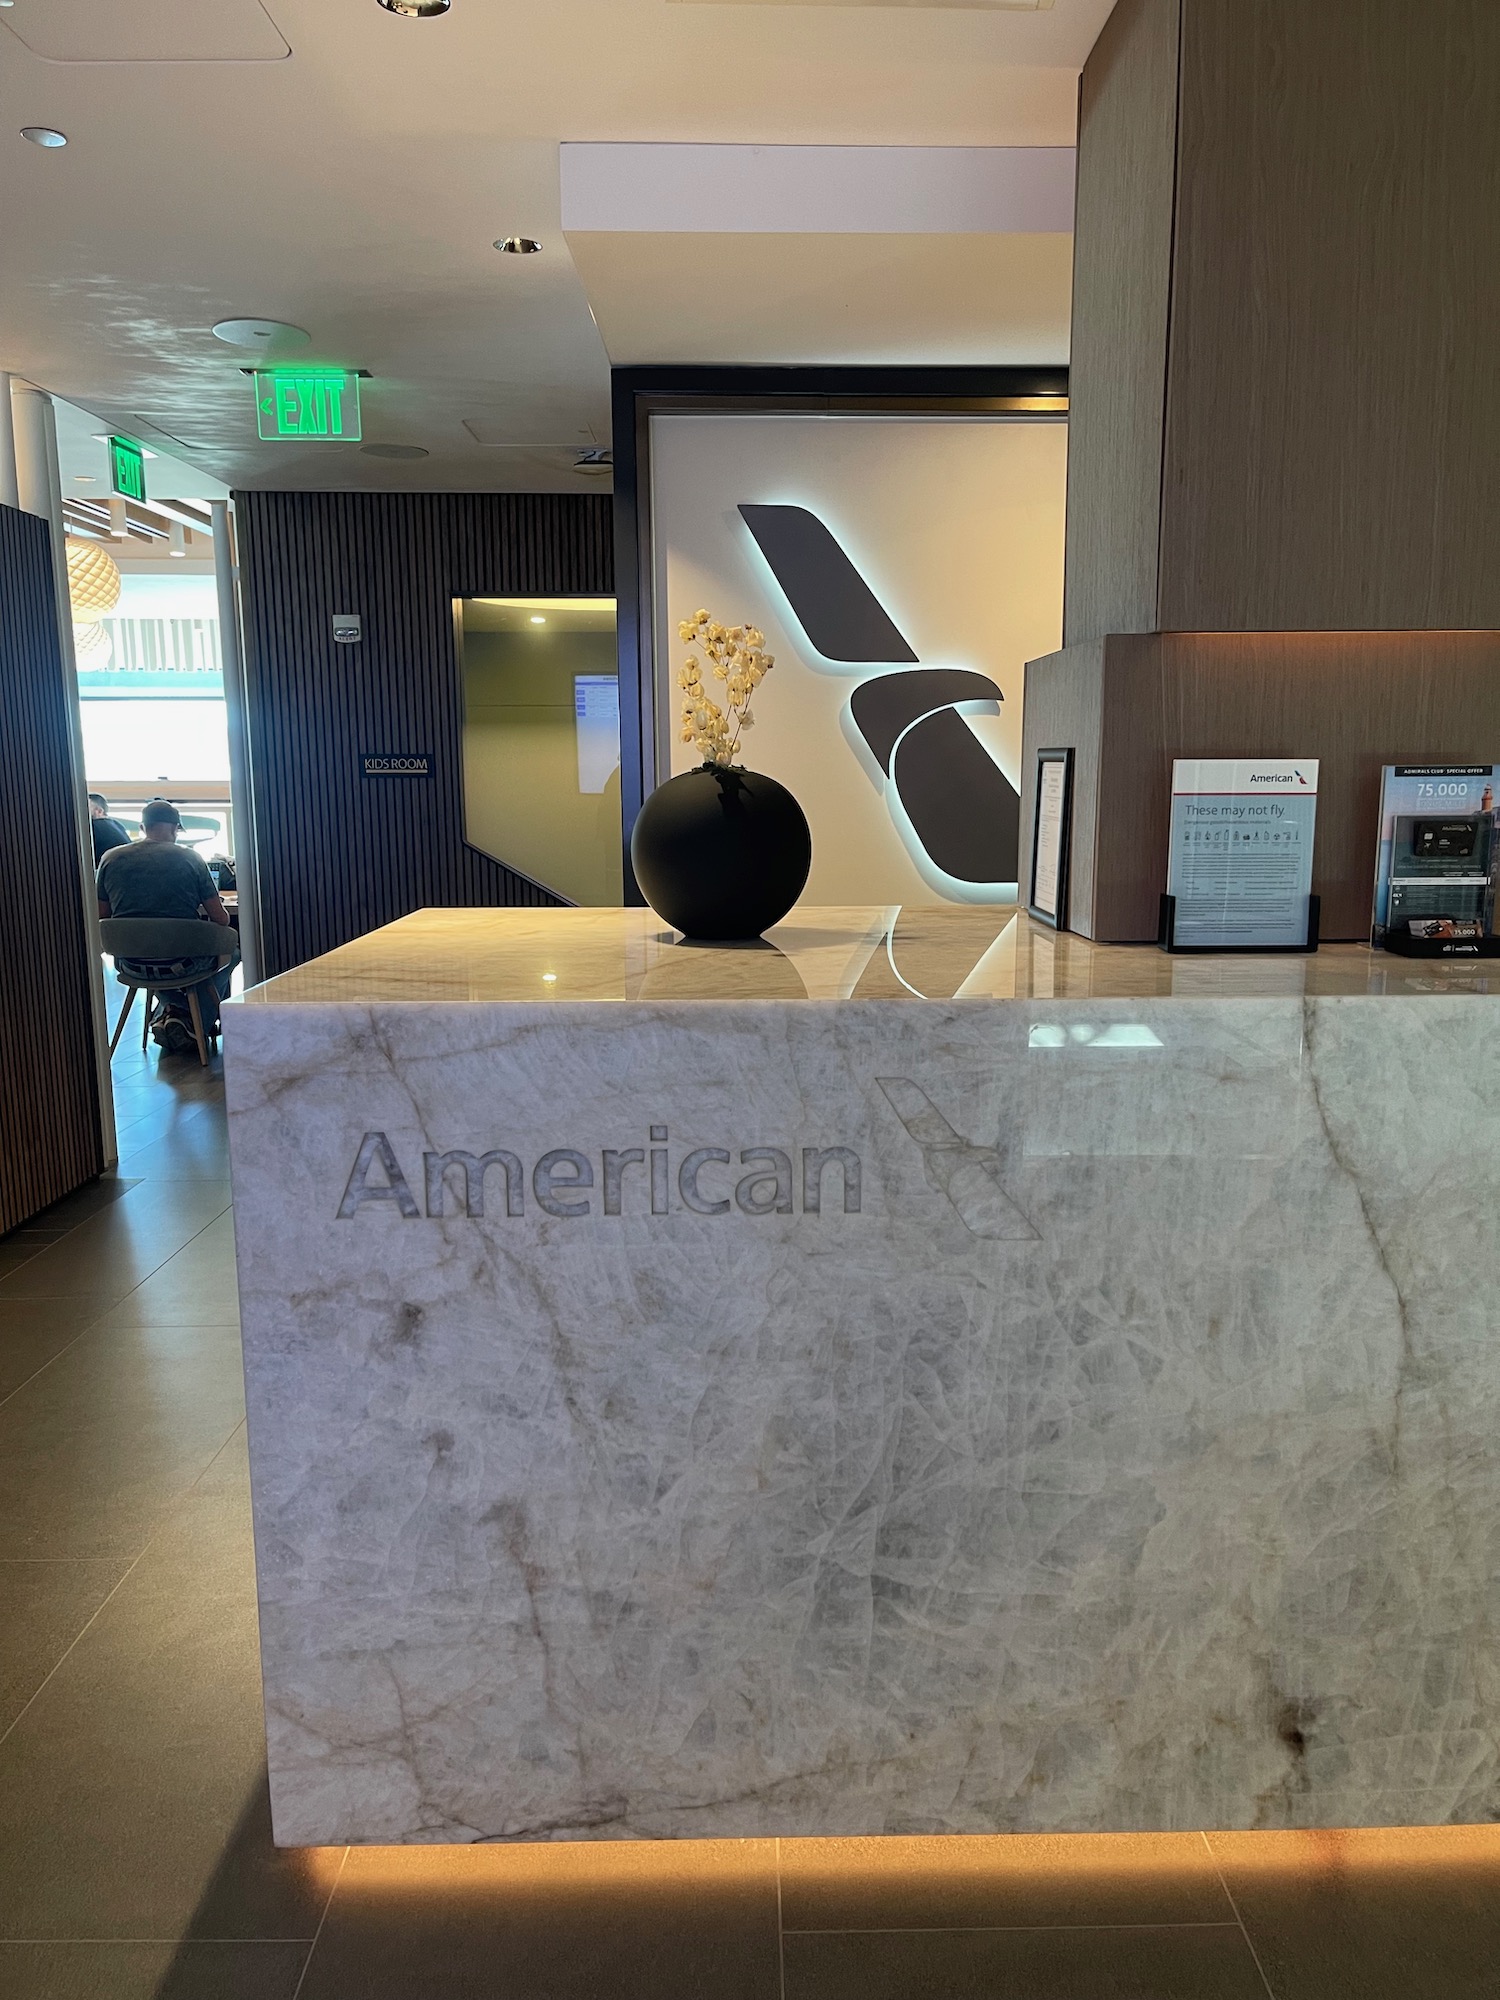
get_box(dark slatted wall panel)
[234,491,614,977]
[0,504,104,1234]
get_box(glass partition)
[456,597,621,905]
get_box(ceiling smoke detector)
[494,236,543,255]
[377,0,451,15]
[212,318,310,353]
[573,448,612,477]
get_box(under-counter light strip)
[293,1822,1500,1882]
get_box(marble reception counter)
[224,907,1500,1845]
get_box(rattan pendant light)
[72,619,113,665]
[65,538,122,618]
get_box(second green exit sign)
[109,435,147,502]
[254,371,361,442]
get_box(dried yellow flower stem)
[675,608,775,769]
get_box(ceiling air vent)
[670,0,1052,9]
[1,0,289,62]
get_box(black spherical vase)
[630,765,812,942]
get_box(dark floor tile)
[107,1114,176,1150]
[0,1177,142,1244]
[0,1297,116,1402]
[109,1087,213,1124]
[0,1559,131,1734]
[0,1183,231,1303]
[0,1431,333,1943]
[0,1178,140,1257]
[115,1122,233,1183]
[0,1318,245,1558]
[1208,1826,1500,1999]
[90,1288,241,1332]
[94,1213,241,1328]
[0,1941,308,1999]
[779,1832,1234,1931]
[299,1840,782,2000]
[782,1923,1265,2000]
[122,1066,227,1111]
[111,1078,187,1113]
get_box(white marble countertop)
[236,905,1498,1005]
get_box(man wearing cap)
[88,792,133,866]
[96,798,239,1055]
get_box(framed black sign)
[1028,747,1073,928]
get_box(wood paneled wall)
[1023,631,1500,942]
[234,492,613,978]
[1062,0,1180,647]
[1066,0,1500,640]
[0,504,104,1234]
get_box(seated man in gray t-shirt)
[97,799,239,1043]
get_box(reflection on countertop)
[235,904,1500,1006]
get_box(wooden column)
[0,505,105,1231]
[1034,0,1500,939]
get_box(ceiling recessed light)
[494,236,542,255]
[212,317,311,353]
[21,128,68,149]
[359,443,429,460]
[377,0,451,15]
[529,615,546,625]
[74,475,95,483]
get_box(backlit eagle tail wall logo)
[738,503,1020,898]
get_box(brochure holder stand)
[1370,765,1500,958]
[1158,893,1320,955]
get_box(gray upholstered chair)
[98,917,236,1067]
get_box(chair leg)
[186,988,210,1067]
[143,989,154,1050]
[108,984,138,1057]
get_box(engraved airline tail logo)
[877,1079,1039,1242]
[336,1128,862,1222]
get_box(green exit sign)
[254,371,362,442]
[109,435,147,502]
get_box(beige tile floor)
[2,1037,1499,1998]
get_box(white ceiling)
[562,142,1075,366]
[567,232,1075,368]
[51,395,230,501]
[0,0,1113,493]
